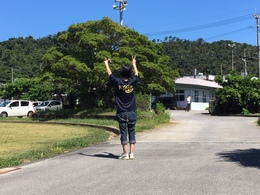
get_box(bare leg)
[122,144,128,154]
[130,143,135,154]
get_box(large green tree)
[41,17,179,108]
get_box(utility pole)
[11,67,14,83]
[253,13,260,78]
[228,43,236,71]
[242,49,247,76]
[113,0,128,26]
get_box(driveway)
[0,110,260,195]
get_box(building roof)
[175,77,223,89]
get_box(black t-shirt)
[109,74,139,113]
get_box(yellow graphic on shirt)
[119,84,134,93]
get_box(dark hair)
[120,64,132,78]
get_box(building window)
[203,91,207,103]
[195,90,199,102]
[176,90,185,101]
[177,90,184,94]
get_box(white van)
[0,100,35,118]
[36,100,63,111]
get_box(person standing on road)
[185,95,191,112]
[104,56,139,160]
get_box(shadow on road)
[78,152,119,159]
[217,148,260,169]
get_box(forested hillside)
[0,34,62,84]
[0,32,258,85]
[160,37,257,77]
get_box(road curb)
[0,167,21,175]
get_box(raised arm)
[132,56,138,76]
[104,57,112,76]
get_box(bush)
[214,74,260,114]
[154,103,165,115]
[257,117,260,126]
[241,108,250,115]
[136,93,151,111]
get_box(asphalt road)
[1,110,260,195]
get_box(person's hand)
[132,56,136,65]
[104,57,112,75]
[104,57,111,65]
[132,56,138,76]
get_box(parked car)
[32,101,41,111]
[36,100,63,111]
[0,100,35,118]
[32,101,41,107]
[151,96,177,110]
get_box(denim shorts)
[116,111,137,145]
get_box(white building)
[175,75,222,110]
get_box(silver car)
[36,100,63,111]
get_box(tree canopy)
[41,17,179,108]
[213,74,260,114]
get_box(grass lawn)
[0,123,107,159]
[0,110,170,168]
[0,123,110,168]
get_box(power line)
[145,14,252,36]
[205,26,254,41]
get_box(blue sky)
[1,0,260,45]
